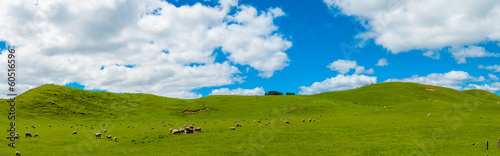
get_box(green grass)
[1,82,500,155]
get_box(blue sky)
[0,0,499,98]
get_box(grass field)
[1,82,500,155]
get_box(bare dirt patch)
[425,88,436,91]
[183,107,214,114]
[289,107,305,110]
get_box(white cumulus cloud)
[323,0,500,54]
[423,50,440,60]
[464,82,500,93]
[385,71,486,90]
[449,46,498,64]
[327,59,374,74]
[479,64,500,72]
[489,74,499,81]
[0,0,292,98]
[375,58,388,66]
[210,87,265,95]
[299,74,377,95]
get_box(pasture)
[1,82,500,155]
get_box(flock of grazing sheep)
[7,100,447,143]
[7,122,119,143]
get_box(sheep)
[257,120,261,123]
[94,133,102,139]
[388,106,391,108]
[285,121,290,124]
[259,124,262,126]
[194,127,201,133]
[114,137,117,142]
[427,113,432,116]
[89,131,92,134]
[236,123,242,127]
[229,127,236,130]
[171,129,178,134]
[15,151,21,156]
[106,135,112,140]
[103,129,107,133]
[185,127,194,134]
[72,131,77,135]
[25,132,32,137]
[13,133,20,139]
[308,119,312,122]
[303,119,305,122]
[353,113,356,116]
[171,129,183,134]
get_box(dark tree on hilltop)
[286,92,295,95]
[265,91,283,95]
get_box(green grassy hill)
[1,82,500,155]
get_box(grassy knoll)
[1,82,500,155]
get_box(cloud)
[354,66,374,75]
[489,74,499,81]
[161,90,203,99]
[299,74,377,95]
[327,59,374,74]
[479,64,500,72]
[0,0,291,98]
[385,71,486,90]
[464,82,500,93]
[449,46,498,64]
[423,50,440,59]
[375,58,388,66]
[209,87,265,95]
[323,0,500,53]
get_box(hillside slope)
[2,82,498,120]
[462,89,500,102]
[311,82,499,106]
